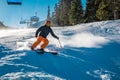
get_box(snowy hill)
[0,21,8,29]
[0,20,120,80]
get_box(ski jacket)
[35,25,59,39]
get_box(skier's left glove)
[56,37,59,40]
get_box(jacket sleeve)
[35,27,42,37]
[50,28,59,39]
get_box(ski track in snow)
[0,72,64,80]
[0,20,120,80]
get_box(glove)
[56,37,59,40]
[35,36,37,38]
[35,34,37,38]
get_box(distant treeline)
[48,0,120,26]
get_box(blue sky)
[0,0,86,28]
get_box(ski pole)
[58,39,62,48]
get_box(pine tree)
[53,0,73,26]
[96,0,111,20]
[85,0,98,22]
[69,0,83,25]
[58,0,64,26]
[109,0,120,19]
[95,0,120,20]
[47,5,51,20]
[55,3,61,26]
[51,12,56,26]
[59,0,73,26]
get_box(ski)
[34,49,58,55]
[45,51,58,55]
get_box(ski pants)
[31,36,49,49]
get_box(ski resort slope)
[0,20,120,80]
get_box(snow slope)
[0,20,120,80]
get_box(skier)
[31,20,59,52]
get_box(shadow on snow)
[0,42,120,80]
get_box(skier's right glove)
[35,35,37,38]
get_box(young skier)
[31,20,59,52]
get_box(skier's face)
[46,22,51,27]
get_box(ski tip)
[51,52,58,55]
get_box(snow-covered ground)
[0,20,120,80]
